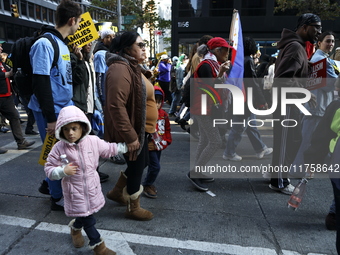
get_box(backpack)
[10,32,59,96]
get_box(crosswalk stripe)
[0,214,327,255]
[0,137,42,165]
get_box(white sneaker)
[269,184,295,195]
[223,154,242,161]
[256,147,273,159]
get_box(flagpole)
[229,9,238,47]
[228,9,238,58]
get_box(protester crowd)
[1,3,340,253]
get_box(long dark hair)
[109,31,140,56]
[185,43,198,73]
[243,37,257,56]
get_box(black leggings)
[73,215,100,246]
[158,80,172,104]
[124,134,149,195]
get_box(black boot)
[38,180,49,195]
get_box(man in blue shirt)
[29,0,82,211]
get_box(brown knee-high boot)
[106,171,127,205]
[68,219,85,248]
[123,185,154,221]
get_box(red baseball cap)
[207,37,233,50]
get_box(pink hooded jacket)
[44,105,118,217]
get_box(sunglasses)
[309,24,322,32]
[136,42,146,49]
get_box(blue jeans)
[73,215,101,246]
[33,110,63,199]
[169,90,181,114]
[143,150,162,186]
[290,115,322,177]
[224,114,266,157]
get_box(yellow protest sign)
[67,12,99,50]
[156,51,167,59]
[5,57,12,68]
[38,134,58,166]
[95,22,118,33]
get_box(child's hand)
[64,163,78,176]
[117,142,128,154]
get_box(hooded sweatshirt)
[273,28,309,98]
[44,105,121,217]
[148,86,172,151]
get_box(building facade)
[0,0,111,53]
[171,0,340,57]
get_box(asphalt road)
[0,107,337,255]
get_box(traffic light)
[11,4,19,18]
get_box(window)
[210,0,233,17]
[179,0,201,17]
[3,0,10,12]
[256,40,279,57]
[48,9,54,23]
[242,0,266,16]
[42,7,47,22]
[36,5,41,20]
[20,1,27,17]
[28,3,34,19]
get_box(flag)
[227,10,245,98]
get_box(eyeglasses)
[136,42,146,49]
[309,24,322,32]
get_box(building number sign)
[178,21,189,28]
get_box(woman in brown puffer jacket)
[104,31,158,221]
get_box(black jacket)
[70,53,88,112]
[0,62,11,96]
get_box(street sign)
[123,15,136,24]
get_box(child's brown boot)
[68,219,85,248]
[91,238,116,255]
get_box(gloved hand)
[308,93,317,109]
[117,142,128,154]
[151,132,165,151]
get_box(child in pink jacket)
[44,105,127,255]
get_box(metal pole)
[117,0,122,31]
